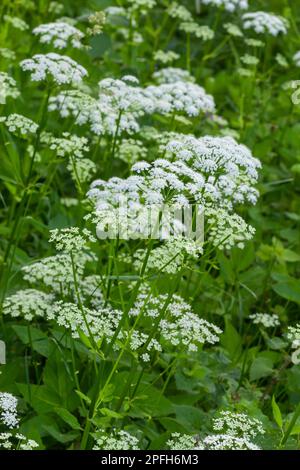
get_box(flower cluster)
[3,289,54,320]
[41,132,89,158]
[152,67,195,84]
[202,0,248,12]
[33,22,84,49]
[153,50,180,64]
[49,227,96,253]
[4,15,28,31]
[0,432,39,450]
[0,72,19,103]
[249,313,280,328]
[0,393,19,429]
[293,51,300,67]
[212,411,265,439]
[242,12,289,36]
[0,113,38,136]
[20,53,88,85]
[93,430,140,450]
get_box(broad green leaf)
[272,395,283,429]
[54,407,82,430]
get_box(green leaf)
[273,279,300,304]
[249,357,274,381]
[42,424,79,444]
[99,407,123,419]
[272,395,283,430]
[221,321,242,361]
[54,408,82,430]
[75,390,91,405]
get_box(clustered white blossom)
[212,411,265,439]
[3,289,54,320]
[129,289,222,352]
[167,2,193,22]
[242,12,289,36]
[0,393,19,429]
[152,67,195,84]
[153,50,180,64]
[293,51,300,67]
[0,432,39,450]
[68,157,97,184]
[287,324,300,365]
[41,132,89,158]
[4,15,29,31]
[116,138,147,165]
[0,114,38,136]
[145,81,215,117]
[167,411,264,450]
[33,22,84,49]
[202,0,248,12]
[93,430,140,450]
[128,0,156,13]
[249,313,280,328]
[49,227,96,252]
[0,72,19,103]
[20,53,88,85]
[179,22,214,41]
[0,48,16,60]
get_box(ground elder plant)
[0,0,300,453]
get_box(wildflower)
[0,393,19,429]
[276,54,288,68]
[0,48,16,60]
[244,38,265,48]
[179,23,214,41]
[49,227,96,253]
[87,11,106,36]
[224,23,243,37]
[249,313,280,328]
[241,54,259,66]
[128,0,156,13]
[242,12,289,36]
[167,2,193,22]
[212,411,265,439]
[116,139,147,165]
[33,22,84,49]
[203,434,260,450]
[293,51,300,67]
[202,0,248,11]
[41,132,89,158]
[287,325,300,364]
[93,430,140,450]
[153,50,180,64]
[68,158,97,184]
[4,15,29,31]
[0,114,38,136]
[0,432,39,450]
[152,67,195,84]
[0,73,20,104]
[47,301,122,340]
[145,81,215,117]
[20,53,88,85]
[49,1,64,15]
[167,433,204,450]
[3,289,54,320]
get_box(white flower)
[0,393,19,429]
[212,411,265,439]
[3,289,54,321]
[153,50,180,64]
[145,81,215,117]
[242,12,289,36]
[203,434,260,450]
[33,22,84,49]
[167,2,193,22]
[0,73,20,104]
[249,313,280,328]
[4,15,29,31]
[152,67,195,84]
[293,51,300,67]
[167,433,204,450]
[0,114,38,135]
[49,227,96,253]
[93,430,140,450]
[202,0,248,12]
[20,53,88,85]
[41,131,89,158]
[179,23,214,41]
